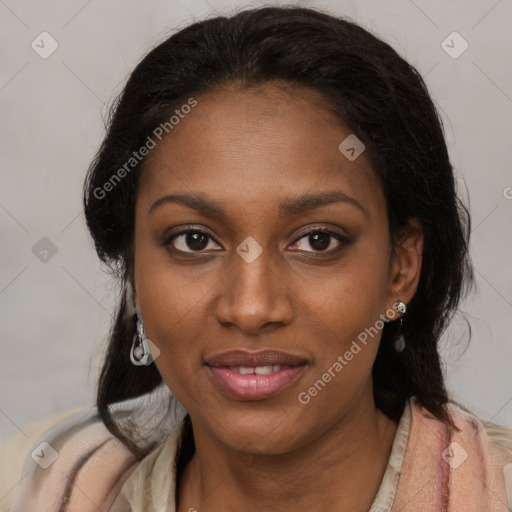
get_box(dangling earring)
[393,300,407,352]
[130,314,154,366]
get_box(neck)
[177,396,398,512]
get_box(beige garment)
[5,405,140,512]
[0,406,85,512]
[109,407,408,512]
[109,400,410,511]
[110,399,512,511]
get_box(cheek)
[133,239,218,376]
[295,281,385,415]
[298,247,390,343]
[137,273,212,409]
[137,272,212,365]
[291,240,390,395]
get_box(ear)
[125,275,141,317]
[385,217,423,321]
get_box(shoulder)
[446,400,512,454]
[393,398,512,510]
[8,405,139,512]
[483,417,512,510]
[110,417,188,511]
[0,407,81,512]
[445,400,512,508]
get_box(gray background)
[1,0,511,446]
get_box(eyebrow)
[148,190,366,218]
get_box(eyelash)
[163,226,350,255]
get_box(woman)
[9,5,512,511]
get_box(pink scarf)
[392,398,512,511]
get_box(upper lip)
[205,349,308,368]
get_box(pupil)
[310,233,330,251]
[187,232,208,250]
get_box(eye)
[164,226,349,255]
[166,228,221,253]
[288,229,348,253]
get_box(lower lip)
[207,365,306,400]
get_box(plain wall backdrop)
[1,0,511,450]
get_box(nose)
[214,248,294,336]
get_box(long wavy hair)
[83,6,474,459]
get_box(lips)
[205,349,308,400]
[205,349,308,368]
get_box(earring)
[394,335,406,352]
[394,300,407,319]
[393,301,407,352]
[130,315,154,366]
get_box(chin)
[207,404,310,455]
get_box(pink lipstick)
[205,349,307,400]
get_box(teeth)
[232,365,282,375]
[254,365,274,375]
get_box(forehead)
[138,83,385,220]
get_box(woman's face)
[134,83,422,454]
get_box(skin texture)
[133,82,424,512]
